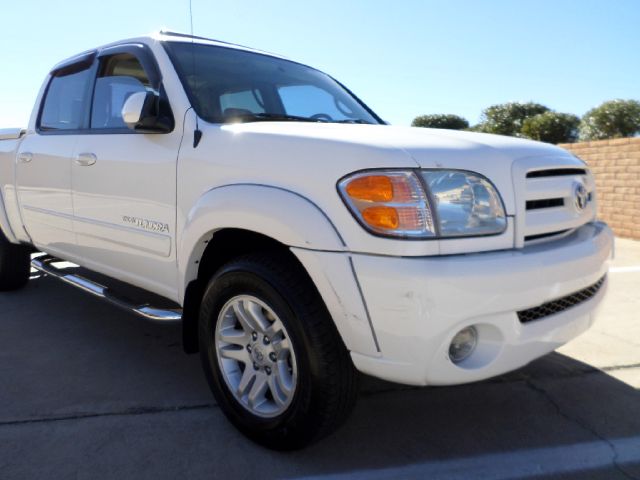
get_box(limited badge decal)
[122,216,170,233]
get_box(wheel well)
[182,228,313,354]
[197,229,289,282]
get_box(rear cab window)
[278,85,358,121]
[219,89,266,117]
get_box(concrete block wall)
[559,138,640,240]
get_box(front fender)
[178,183,347,296]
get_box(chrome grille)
[526,168,587,178]
[514,161,598,246]
[524,229,571,242]
[517,276,606,323]
[526,198,564,210]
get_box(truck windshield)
[163,42,382,125]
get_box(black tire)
[0,230,31,291]
[198,252,358,450]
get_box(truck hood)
[222,122,584,215]
[221,122,573,161]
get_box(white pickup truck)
[0,32,613,449]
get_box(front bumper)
[349,221,613,386]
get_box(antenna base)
[193,129,203,148]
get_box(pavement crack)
[601,362,640,372]
[0,403,216,428]
[525,378,639,480]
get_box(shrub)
[521,111,580,144]
[476,102,550,137]
[579,99,640,140]
[411,114,469,130]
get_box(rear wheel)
[198,253,358,450]
[0,230,31,291]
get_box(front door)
[71,45,183,299]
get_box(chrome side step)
[31,255,182,323]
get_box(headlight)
[338,169,506,239]
[421,170,506,237]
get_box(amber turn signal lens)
[345,175,394,202]
[338,170,437,237]
[362,206,399,230]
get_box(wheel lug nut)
[253,362,259,371]
[246,344,252,352]
[269,352,277,362]
[263,336,270,345]
[265,366,271,375]
[252,332,258,341]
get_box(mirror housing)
[121,91,172,133]
[121,91,148,126]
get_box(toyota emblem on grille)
[573,182,588,212]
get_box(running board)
[31,256,182,323]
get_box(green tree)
[411,114,469,130]
[476,102,550,137]
[521,111,580,144]
[579,99,640,140]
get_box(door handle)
[74,153,97,166]
[18,152,33,163]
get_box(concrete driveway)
[1,239,639,479]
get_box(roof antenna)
[190,0,203,148]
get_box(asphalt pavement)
[1,239,639,480]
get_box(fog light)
[449,326,478,364]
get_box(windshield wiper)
[224,112,324,123]
[224,112,376,125]
[335,119,374,124]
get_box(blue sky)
[1,0,638,127]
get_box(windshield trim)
[161,40,384,126]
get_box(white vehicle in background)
[0,32,612,449]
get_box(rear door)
[16,56,95,257]
[71,44,182,299]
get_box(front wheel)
[198,253,358,450]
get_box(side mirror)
[121,91,150,127]
[121,91,172,133]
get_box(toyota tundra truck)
[0,31,613,450]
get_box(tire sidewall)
[198,262,317,444]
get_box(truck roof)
[157,30,283,58]
[50,31,288,74]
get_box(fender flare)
[177,183,346,297]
